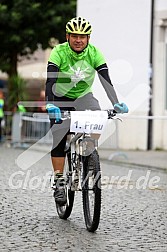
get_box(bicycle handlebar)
[106,109,117,119]
[61,109,117,120]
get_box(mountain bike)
[53,109,119,232]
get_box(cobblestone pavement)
[0,146,167,252]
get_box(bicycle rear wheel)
[56,152,75,219]
[82,149,101,232]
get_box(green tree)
[0,0,76,77]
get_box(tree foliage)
[8,75,28,110]
[0,0,76,77]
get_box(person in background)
[37,90,46,113]
[13,103,27,113]
[0,90,4,142]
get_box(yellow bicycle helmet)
[66,16,92,35]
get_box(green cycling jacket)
[48,42,106,99]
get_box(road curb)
[100,158,167,172]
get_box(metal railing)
[2,111,13,141]
[3,112,167,150]
[11,112,52,145]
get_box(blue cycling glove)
[46,103,61,122]
[114,102,129,114]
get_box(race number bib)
[70,111,108,134]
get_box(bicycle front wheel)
[82,150,101,232]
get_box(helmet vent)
[82,23,86,30]
[85,25,91,33]
[67,24,73,32]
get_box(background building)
[77,0,167,150]
[153,0,167,150]
[1,0,167,150]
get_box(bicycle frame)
[65,132,97,192]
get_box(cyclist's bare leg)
[51,157,65,175]
[51,156,67,204]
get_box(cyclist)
[0,90,4,143]
[45,16,128,205]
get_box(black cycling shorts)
[50,93,101,157]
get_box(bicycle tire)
[56,152,75,219]
[82,149,101,232]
